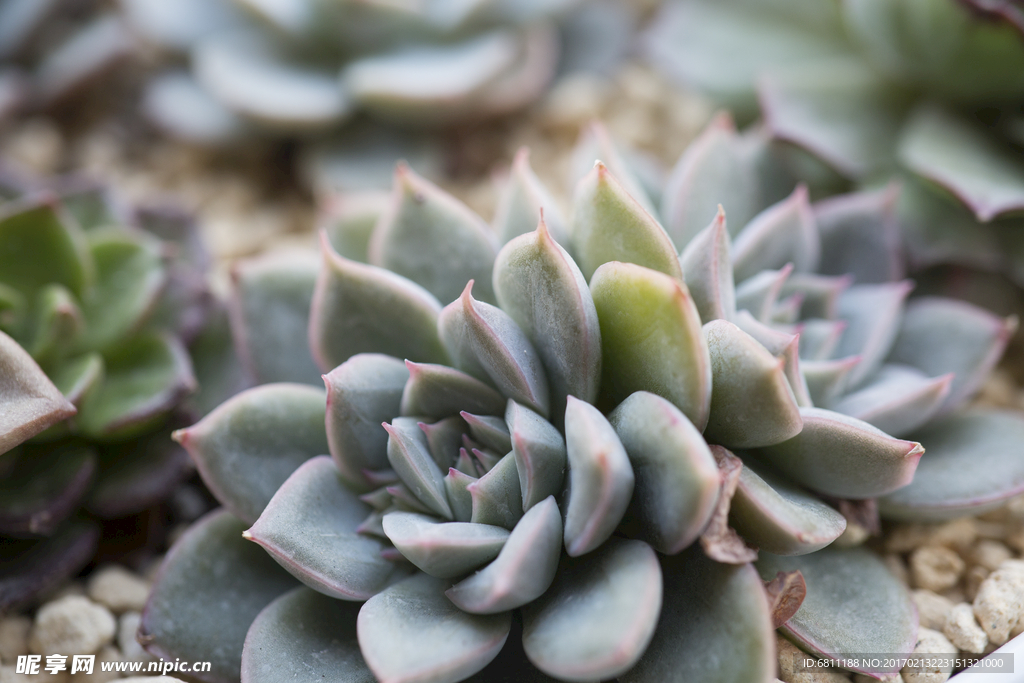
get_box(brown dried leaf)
[700,446,758,564]
[763,570,807,629]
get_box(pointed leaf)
[173,383,329,524]
[310,232,449,371]
[590,261,711,429]
[0,445,94,535]
[609,391,720,554]
[445,468,476,523]
[758,407,923,499]
[802,356,861,406]
[385,417,453,520]
[0,518,98,613]
[369,163,498,305]
[569,121,657,217]
[383,511,509,579]
[680,206,736,323]
[813,185,903,284]
[830,364,952,437]
[735,265,793,324]
[494,148,569,246]
[241,586,372,683]
[506,400,566,512]
[522,538,662,681]
[459,412,509,453]
[779,273,851,321]
[321,189,389,264]
[798,319,846,361]
[732,185,819,282]
[0,328,76,454]
[140,510,298,683]
[494,220,602,419]
[833,281,913,387]
[703,320,802,449]
[0,197,91,300]
[246,456,397,600]
[357,573,510,683]
[880,410,1024,521]
[401,362,505,419]
[421,417,467,470]
[447,496,562,613]
[756,547,917,677]
[23,283,82,361]
[468,452,523,530]
[571,162,683,282]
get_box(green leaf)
[0,196,91,300]
[570,121,657,217]
[833,281,912,388]
[383,511,509,579]
[801,357,860,407]
[732,185,819,282]
[24,284,82,361]
[756,547,917,677]
[444,467,476,523]
[814,185,904,284]
[310,232,449,371]
[468,452,524,529]
[679,206,735,323]
[140,510,298,683]
[357,573,511,683]
[494,148,569,246]
[0,445,95,535]
[185,302,248,418]
[173,383,328,524]
[609,391,720,554]
[447,496,562,614]
[571,161,683,283]
[735,266,792,324]
[506,400,565,512]
[830,364,952,438]
[246,456,398,600]
[385,417,453,520]
[590,261,711,429]
[369,163,499,305]
[400,361,505,419]
[322,190,389,264]
[241,587,373,683]
[421,416,468,470]
[461,412,511,454]
[522,538,662,681]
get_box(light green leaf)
[494,147,569,246]
[506,400,565,512]
[400,361,505,419]
[385,417,453,520]
[468,452,523,530]
[732,185,819,282]
[383,511,509,579]
[679,206,735,323]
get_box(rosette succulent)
[0,161,221,611]
[145,118,1024,683]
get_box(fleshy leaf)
[879,410,1024,521]
[779,273,851,321]
[241,587,372,683]
[756,547,917,677]
[421,417,468,470]
[569,121,657,217]
[445,468,476,523]
[494,148,569,246]
[0,196,91,301]
[830,364,952,437]
[802,357,860,407]
[385,417,453,520]
[758,407,923,499]
[325,354,408,492]
[833,281,913,388]
[229,251,321,386]
[461,412,512,454]
[620,544,775,683]
[173,383,329,524]
[0,445,94,535]
[797,319,847,361]
[0,328,76,454]
[369,163,499,305]
[734,266,793,324]
[310,232,449,372]
[506,400,566,512]
[886,297,1016,413]
[730,456,847,555]
[899,105,1024,222]
[522,538,662,681]
[813,185,903,284]
[765,570,807,629]
[590,261,711,429]
[383,511,509,579]
[438,283,550,417]
[493,219,602,421]
[679,206,736,323]
[246,456,397,600]
[732,185,820,282]
[609,391,720,554]
[357,573,510,683]
[321,189,389,264]
[23,284,82,361]
[447,496,562,613]
[0,518,98,614]
[140,510,297,683]
[401,362,504,419]
[468,452,524,529]
[85,431,193,519]
[703,320,802,449]
[571,162,683,283]
[563,396,634,557]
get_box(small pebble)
[901,628,956,683]
[854,675,903,683]
[885,524,930,553]
[29,597,116,656]
[71,645,121,683]
[943,603,988,653]
[776,636,852,682]
[0,616,31,662]
[964,565,990,602]
[87,567,150,615]
[909,546,965,592]
[972,560,1024,645]
[911,590,954,631]
[971,540,1014,571]
[929,519,978,552]
[117,613,152,664]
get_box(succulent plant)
[0,160,227,612]
[144,117,1024,683]
[643,0,1024,291]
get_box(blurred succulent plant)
[0,160,232,612]
[141,118,1024,683]
[643,0,1024,290]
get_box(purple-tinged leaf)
[241,586,372,683]
[494,148,569,246]
[523,539,662,681]
[680,206,736,323]
[506,400,565,512]
[0,328,76,454]
[471,447,502,473]
[756,547,917,677]
[830,364,952,438]
[700,447,757,564]
[386,483,433,515]
[801,356,860,407]
[887,297,1016,413]
[780,273,852,321]
[85,430,193,519]
[765,570,807,629]
[140,510,298,683]
[0,445,94,535]
[494,219,601,421]
[420,417,467,470]
[0,518,98,613]
[770,293,803,325]
[570,121,657,217]
[357,573,510,683]
[310,232,449,371]
[468,452,523,530]
[246,457,397,600]
[383,511,508,579]
[447,496,562,614]
[730,310,811,407]
[813,185,903,284]
[609,391,720,554]
[797,319,846,361]
[369,163,498,305]
[439,282,550,417]
[356,510,387,539]
[833,281,913,388]
[173,383,328,524]
[401,362,504,419]
[703,320,802,449]
[461,412,511,454]
[730,456,846,556]
[732,185,820,282]
[563,396,633,557]
[360,487,392,512]
[758,407,923,499]
[880,410,1024,521]
[385,417,453,520]
[571,162,683,282]
[735,264,793,323]
[590,261,711,429]
[325,354,408,492]
[445,468,476,523]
